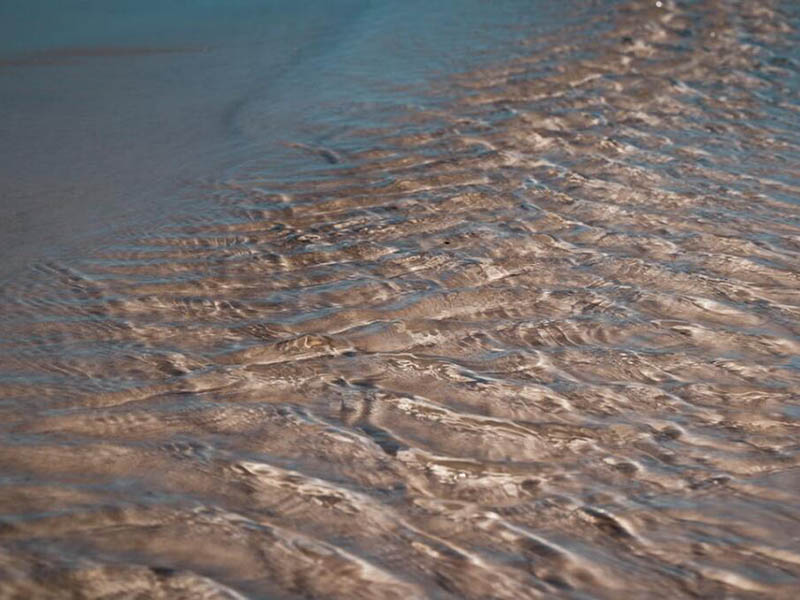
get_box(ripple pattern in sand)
[1,1,800,598]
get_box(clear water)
[1,1,799,598]
[0,0,572,278]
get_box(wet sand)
[1,1,799,598]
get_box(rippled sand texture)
[2,1,800,598]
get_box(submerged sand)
[1,1,799,598]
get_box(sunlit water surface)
[1,1,800,598]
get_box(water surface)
[1,1,799,598]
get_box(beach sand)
[1,1,799,597]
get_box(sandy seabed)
[1,1,799,598]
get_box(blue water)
[0,0,568,279]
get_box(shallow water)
[0,0,571,278]
[1,0,800,598]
